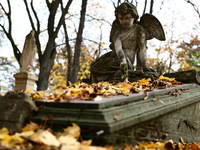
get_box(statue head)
[115,2,139,21]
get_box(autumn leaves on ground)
[0,75,198,150]
[1,121,200,150]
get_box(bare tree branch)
[52,0,73,40]
[143,0,147,15]
[0,0,21,63]
[0,3,7,15]
[110,0,116,9]
[185,0,200,20]
[60,0,72,83]
[86,14,112,26]
[23,0,36,31]
[46,0,50,8]
[149,0,154,14]
[134,0,138,7]
[30,0,42,59]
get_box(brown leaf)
[114,115,118,121]
[22,121,39,131]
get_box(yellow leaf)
[0,127,9,135]
[139,78,151,85]
[70,89,82,96]
[38,91,46,97]
[58,135,80,147]
[159,75,175,82]
[15,130,35,137]
[63,123,80,140]
[31,130,60,147]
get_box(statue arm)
[114,36,128,80]
[137,26,148,69]
[114,37,126,64]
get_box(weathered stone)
[91,2,165,82]
[164,69,200,85]
[32,83,200,146]
[0,92,36,132]
[14,72,38,91]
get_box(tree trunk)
[37,42,56,91]
[36,0,73,90]
[71,0,88,83]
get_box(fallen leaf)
[31,130,60,147]
[94,96,103,101]
[0,127,9,135]
[22,121,39,131]
[15,130,35,137]
[114,115,118,121]
[63,123,80,140]
[139,78,151,85]
[159,75,175,82]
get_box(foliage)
[177,35,200,71]
[49,43,95,89]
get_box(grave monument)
[32,2,200,147]
[0,30,37,132]
[14,30,38,91]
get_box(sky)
[0,0,200,92]
[0,0,199,57]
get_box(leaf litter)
[0,122,199,150]
[24,75,184,102]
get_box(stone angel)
[91,2,165,82]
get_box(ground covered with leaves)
[1,121,200,150]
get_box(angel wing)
[139,13,165,41]
[110,19,122,42]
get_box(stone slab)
[32,84,200,133]
[35,83,197,109]
[0,92,36,132]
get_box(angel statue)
[20,30,37,73]
[91,2,165,82]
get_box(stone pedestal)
[14,73,38,91]
[32,83,200,146]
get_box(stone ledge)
[32,84,200,133]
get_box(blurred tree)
[0,0,73,90]
[177,35,200,71]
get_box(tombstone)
[14,30,38,91]
[32,82,200,146]
[0,92,36,132]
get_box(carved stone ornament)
[91,2,165,82]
